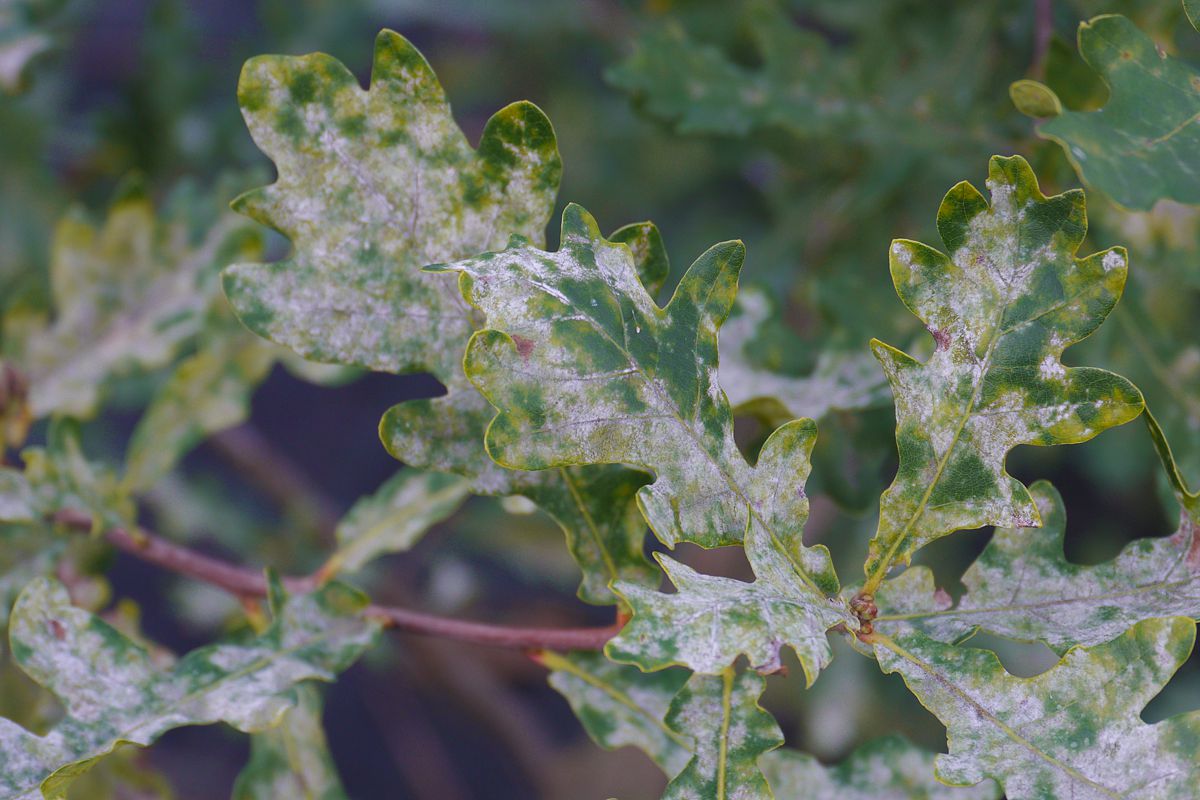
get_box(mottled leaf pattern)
[17,185,260,419]
[322,469,470,576]
[862,155,1142,593]
[1017,16,1200,210]
[761,736,1000,800]
[542,651,691,777]
[0,576,379,799]
[720,286,889,425]
[225,31,657,606]
[874,481,1200,651]
[17,419,134,531]
[231,685,348,800]
[872,617,1200,800]
[663,669,782,800]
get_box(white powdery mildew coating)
[545,652,690,776]
[232,684,346,799]
[718,286,889,421]
[226,33,558,381]
[25,205,254,418]
[761,736,1000,799]
[875,618,1200,800]
[664,671,782,800]
[0,578,379,797]
[868,156,1141,582]
[877,482,1200,650]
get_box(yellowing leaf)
[862,155,1143,595]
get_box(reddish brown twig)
[52,509,620,652]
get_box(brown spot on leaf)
[47,619,66,640]
[511,334,536,360]
[929,327,951,351]
[933,587,953,610]
[1184,516,1200,572]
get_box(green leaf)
[607,1,845,138]
[0,469,37,523]
[18,419,134,531]
[662,669,782,800]
[719,285,889,426]
[542,650,691,777]
[437,203,835,564]
[761,735,1000,800]
[224,28,560,379]
[873,481,1200,651]
[231,684,348,800]
[1146,409,1200,519]
[123,329,276,491]
[0,576,380,799]
[16,183,261,420]
[0,524,63,626]
[1030,15,1200,210]
[605,416,854,683]
[223,29,656,607]
[862,155,1143,594]
[872,617,1200,800]
[321,469,470,577]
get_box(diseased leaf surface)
[873,617,1200,800]
[762,735,1000,800]
[15,185,260,420]
[663,669,782,800]
[874,481,1200,651]
[542,651,691,777]
[1024,15,1200,210]
[231,685,348,800]
[863,155,1142,592]
[0,577,379,799]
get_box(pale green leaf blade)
[19,418,134,531]
[0,577,380,798]
[223,29,561,378]
[231,684,348,800]
[542,650,691,777]
[323,469,470,576]
[872,618,1200,800]
[874,481,1200,651]
[0,0,65,93]
[20,187,260,419]
[1034,15,1200,210]
[0,469,37,522]
[862,155,1143,594]
[123,332,276,491]
[719,286,889,424]
[761,735,1000,800]
[663,669,782,800]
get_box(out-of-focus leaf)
[542,651,691,777]
[0,0,66,93]
[872,617,1200,799]
[0,524,62,626]
[1022,15,1200,210]
[762,735,1001,799]
[321,469,470,577]
[123,330,275,491]
[0,576,379,799]
[719,285,889,426]
[17,418,134,531]
[662,669,782,800]
[874,481,1200,651]
[862,155,1142,594]
[231,684,347,800]
[12,182,261,420]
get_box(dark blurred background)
[3,1,1200,798]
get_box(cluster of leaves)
[2,1,1200,798]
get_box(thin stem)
[53,509,620,652]
[1031,0,1053,79]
